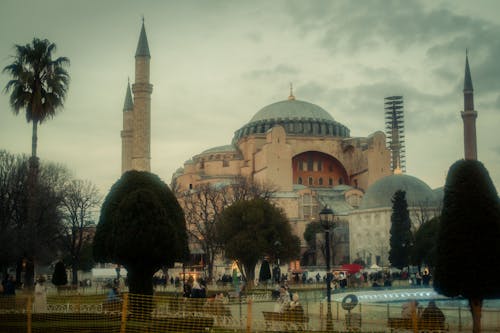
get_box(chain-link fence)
[1,290,500,332]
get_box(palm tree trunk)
[32,119,38,159]
[469,297,483,333]
[24,119,39,290]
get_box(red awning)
[341,263,363,274]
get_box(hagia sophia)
[121,23,478,268]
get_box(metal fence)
[1,289,499,332]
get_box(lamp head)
[319,206,334,228]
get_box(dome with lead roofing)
[232,97,350,143]
[360,173,438,209]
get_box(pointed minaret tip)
[135,19,151,58]
[123,80,134,111]
[464,49,473,92]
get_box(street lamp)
[273,240,281,283]
[319,206,334,332]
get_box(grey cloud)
[301,80,460,135]
[245,32,262,43]
[491,146,500,157]
[242,64,299,79]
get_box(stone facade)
[173,95,394,264]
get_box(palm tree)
[3,37,70,168]
[2,38,69,289]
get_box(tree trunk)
[126,266,155,317]
[242,262,257,289]
[207,256,214,282]
[127,266,154,295]
[469,297,483,333]
[31,120,38,159]
[71,261,79,286]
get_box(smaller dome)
[360,174,437,209]
[201,144,238,155]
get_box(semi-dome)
[233,98,350,143]
[360,173,437,209]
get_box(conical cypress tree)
[434,160,500,333]
[389,190,412,269]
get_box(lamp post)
[273,240,281,283]
[320,206,334,332]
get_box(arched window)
[318,178,323,185]
[298,177,302,185]
[339,177,344,185]
[329,178,333,186]
[307,158,313,171]
[308,177,313,186]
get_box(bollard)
[27,296,32,333]
[120,293,129,333]
[246,298,252,333]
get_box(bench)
[102,300,122,312]
[263,311,309,331]
[203,302,233,326]
[388,317,448,332]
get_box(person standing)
[420,301,445,330]
[2,275,16,296]
[33,277,48,313]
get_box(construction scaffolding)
[384,96,406,173]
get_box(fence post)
[246,298,252,333]
[359,303,362,330]
[27,295,32,333]
[319,302,324,331]
[458,305,462,331]
[120,293,129,333]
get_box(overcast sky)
[1,0,499,195]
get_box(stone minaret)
[131,20,153,171]
[461,51,478,160]
[121,80,134,173]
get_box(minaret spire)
[135,18,150,58]
[123,78,133,111]
[121,79,134,173]
[130,19,153,172]
[461,50,478,160]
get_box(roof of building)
[316,186,357,215]
[464,52,473,91]
[233,97,350,143]
[250,99,335,123]
[201,144,238,154]
[123,81,133,111]
[135,21,150,58]
[360,173,437,209]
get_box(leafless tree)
[59,179,101,285]
[178,176,276,280]
[0,150,68,284]
[411,201,441,232]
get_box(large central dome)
[233,98,350,143]
[250,99,335,122]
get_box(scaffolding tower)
[384,96,406,172]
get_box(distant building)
[121,24,477,268]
